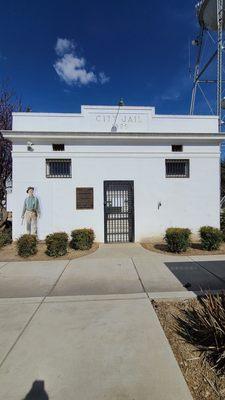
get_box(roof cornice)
[1,130,224,141]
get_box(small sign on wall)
[76,188,94,209]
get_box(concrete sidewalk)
[1,243,225,399]
[0,294,192,400]
[1,243,225,298]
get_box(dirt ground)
[153,299,225,400]
[142,241,225,256]
[0,241,99,262]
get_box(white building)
[2,104,224,242]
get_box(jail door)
[104,181,134,243]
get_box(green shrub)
[70,228,95,250]
[45,232,68,257]
[17,234,37,257]
[175,291,225,373]
[0,228,12,248]
[220,210,225,240]
[164,227,191,253]
[199,226,223,251]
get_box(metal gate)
[104,181,134,243]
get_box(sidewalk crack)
[131,257,151,302]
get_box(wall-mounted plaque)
[76,188,94,210]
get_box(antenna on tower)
[190,0,225,131]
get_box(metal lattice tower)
[190,0,224,131]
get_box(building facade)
[3,105,224,242]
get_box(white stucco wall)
[3,104,222,242]
[11,142,220,241]
[12,105,218,133]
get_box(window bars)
[52,144,65,151]
[166,159,190,178]
[46,159,71,178]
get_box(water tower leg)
[217,0,223,131]
[190,27,204,115]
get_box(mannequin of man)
[21,187,40,235]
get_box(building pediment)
[81,105,154,133]
[10,104,219,134]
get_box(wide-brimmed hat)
[26,186,34,193]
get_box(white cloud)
[99,72,110,84]
[54,38,109,87]
[54,53,97,85]
[55,38,75,56]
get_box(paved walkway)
[1,243,225,298]
[1,243,225,399]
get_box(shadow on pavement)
[22,380,49,400]
[165,260,225,294]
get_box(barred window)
[52,144,65,151]
[46,159,71,178]
[166,159,189,178]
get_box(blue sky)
[0,0,207,114]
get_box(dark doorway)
[104,181,134,243]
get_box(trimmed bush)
[45,232,68,257]
[70,228,95,250]
[0,228,12,248]
[164,227,191,253]
[199,226,223,251]
[175,291,225,373]
[17,234,37,257]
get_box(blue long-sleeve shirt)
[22,196,40,218]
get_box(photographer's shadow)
[22,380,49,400]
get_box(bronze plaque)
[76,188,94,209]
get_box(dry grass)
[175,293,225,373]
[0,241,99,262]
[142,241,225,256]
[153,299,225,400]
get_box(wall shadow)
[22,380,49,400]
[165,260,225,294]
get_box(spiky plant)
[175,292,225,373]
